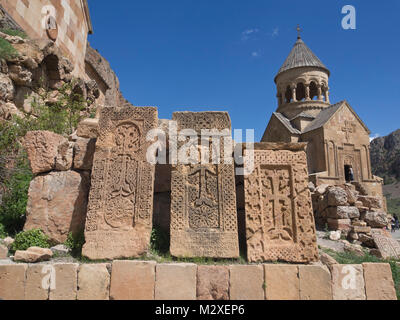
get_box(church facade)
[262,34,384,199]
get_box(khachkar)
[170,112,239,258]
[82,106,158,260]
[244,143,319,263]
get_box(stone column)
[325,88,330,103]
[317,84,323,101]
[305,83,311,101]
[291,85,297,102]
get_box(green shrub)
[0,152,32,235]
[11,229,50,252]
[0,37,18,60]
[64,232,85,257]
[0,223,6,238]
[150,226,170,254]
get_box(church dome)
[275,38,330,82]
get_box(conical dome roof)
[275,37,329,80]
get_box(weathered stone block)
[78,264,110,300]
[363,263,397,300]
[155,263,197,300]
[331,264,366,300]
[299,265,332,300]
[0,264,27,300]
[23,130,68,174]
[82,107,158,260]
[49,263,78,300]
[14,247,53,263]
[264,264,299,300]
[197,265,229,300]
[363,211,389,228]
[24,170,90,243]
[25,264,50,300]
[73,137,96,170]
[229,265,264,300]
[110,260,155,300]
[370,229,400,259]
[327,206,359,219]
[327,187,348,206]
[357,196,382,210]
[244,144,318,263]
[352,226,371,234]
[170,112,239,258]
[77,118,99,139]
[327,218,351,231]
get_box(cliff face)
[370,129,400,184]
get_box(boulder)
[363,211,389,228]
[344,242,365,257]
[329,231,341,241]
[327,187,348,206]
[315,184,329,196]
[14,247,53,263]
[50,244,71,255]
[1,237,14,249]
[24,170,90,243]
[23,131,68,174]
[77,118,99,139]
[8,64,32,86]
[0,101,23,119]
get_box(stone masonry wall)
[0,261,397,300]
[0,0,91,77]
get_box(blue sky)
[87,0,400,140]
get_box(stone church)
[262,33,384,199]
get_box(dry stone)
[82,107,158,260]
[363,263,397,300]
[155,263,197,300]
[77,118,99,138]
[78,264,110,300]
[0,264,27,300]
[49,263,78,300]
[55,141,73,171]
[358,196,382,210]
[14,247,53,263]
[229,265,264,300]
[25,170,90,243]
[363,211,389,228]
[327,206,359,219]
[299,265,332,300]
[25,264,50,300]
[331,264,366,300]
[197,265,229,300]
[327,187,348,206]
[0,73,14,101]
[23,130,67,174]
[110,260,156,300]
[327,218,351,231]
[170,112,239,258]
[244,143,318,263]
[264,264,299,300]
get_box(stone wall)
[0,0,91,77]
[0,261,397,300]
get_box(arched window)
[285,85,292,103]
[309,81,318,100]
[296,82,306,101]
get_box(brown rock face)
[197,266,229,300]
[73,137,96,170]
[264,265,300,300]
[0,264,27,300]
[299,265,332,300]
[49,263,78,300]
[244,145,318,263]
[25,170,90,243]
[110,260,156,300]
[155,263,197,300]
[23,131,68,174]
[363,263,397,300]
[82,107,158,260]
[331,264,366,300]
[170,112,239,258]
[229,265,264,300]
[78,264,110,300]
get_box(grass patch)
[322,248,400,300]
[0,37,18,60]
[0,28,27,38]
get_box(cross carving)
[341,120,355,142]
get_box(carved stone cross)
[342,120,355,142]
